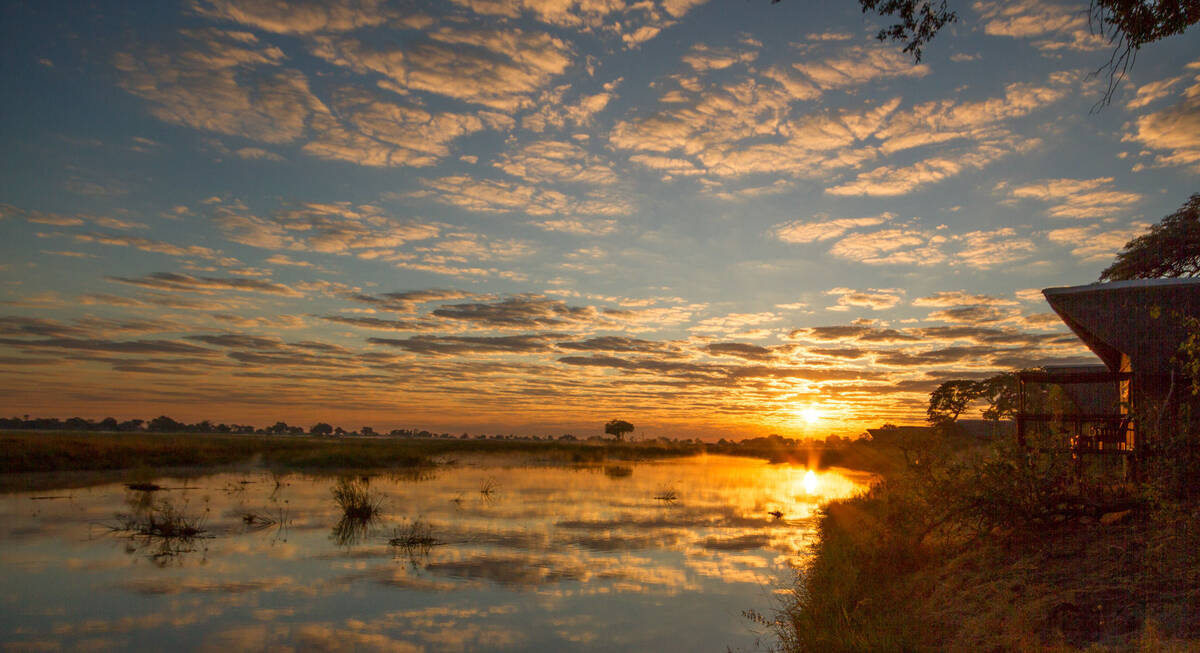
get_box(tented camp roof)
[1043,278,1200,374]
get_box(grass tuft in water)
[332,477,382,521]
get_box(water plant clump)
[332,477,382,521]
[115,499,208,539]
[654,485,679,503]
[388,519,438,548]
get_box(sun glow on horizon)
[803,469,818,494]
[802,407,822,424]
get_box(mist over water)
[0,456,869,651]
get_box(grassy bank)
[768,435,1200,652]
[0,430,705,477]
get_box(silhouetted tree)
[604,419,635,441]
[311,422,333,436]
[927,380,983,425]
[978,372,1019,422]
[1100,193,1200,281]
[148,415,184,432]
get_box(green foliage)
[1100,193,1200,281]
[1180,316,1200,397]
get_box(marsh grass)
[0,431,702,477]
[332,477,382,521]
[478,476,498,497]
[388,518,438,548]
[109,497,210,563]
[330,477,381,546]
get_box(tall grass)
[770,426,1200,652]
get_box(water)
[0,455,869,651]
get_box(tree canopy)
[1099,193,1200,281]
[927,373,1020,425]
[604,419,635,441]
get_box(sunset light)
[0,0,1195,440]
[1,2,1197,649]
[803,470,819,495]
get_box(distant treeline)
[0,416,861,448]
[0,415,577,439]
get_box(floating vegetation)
[479,476,498,497]
[388,519,438,549]
[768,510,784,519]
[110,498,210,563]
[125,482,163,492]
[603,465,633,479]
[241,509,279,528]
[654,486,679,503]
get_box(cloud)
[681,44,757,72]
[368,333,561,356]
[413,175,631,217]
[1126,73,1189,110]
[953,228,1036,268]
[115,29,327,144]
[345,289,485,314]
[186,334,285,349]
[235,147,285,161]
[303,89,488,168]
[912,291,1018,307]
[825,287,903,311]
[1047,222,1149,262]
[310,27,572,112]
[703,342,776,361]
[829,227,948,266]
[107,272,303,296]
[215,201,440,254]
[791,45,930,90]
[874,78,1070,155]
[772,213,894,243]
[689,312,779,336]
[557,336,685,357]
[190,0,404,34]
[431,295,607,330]
[826,134,1041,196]
[973,0,1105,52]
[924,306,1021,325]
[494,140,618,185]
[529,218,618,236]
[69,232,219,259]
[1123,73,1200,172]
[997,177,1142,219]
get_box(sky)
[0,0,1197,439]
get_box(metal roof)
[1042,278,1200,374]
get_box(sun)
[801,407,821,424]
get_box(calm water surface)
[0,455,869,651]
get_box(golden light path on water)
[0,455,872,652]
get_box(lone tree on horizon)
[605,419,635,441]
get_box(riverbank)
[0,430,707,474]
[771,437,1200,651]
